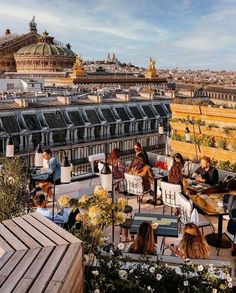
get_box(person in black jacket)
[192,156,219,186]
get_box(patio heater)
[6,136,14,158]
[34,144,44,167]
[100,142,115,245]
[52,150,73,221]
[158,121,164,135]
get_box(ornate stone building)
[0,17,76,73]
[14,31,76,72]
[0,17,39,72]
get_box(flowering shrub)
[58,195,70,208]
[86,255,233,293]
[72,186,126,254]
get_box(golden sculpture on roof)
[72,55,85,77]
[145,57,158,78]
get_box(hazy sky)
[0,0,236,70]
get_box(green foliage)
[86,255,233,293]
[171,133,184,142]
[218,161,236,173]
[195,119,205,126]
[231,140,236,151]
[211,158,218,168]
[200,135,216,148]
[0,157,29,222]
[217,138,228,150]
[207,123,219,129]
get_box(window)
[7,83,14,90]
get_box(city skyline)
[0,0,236,70]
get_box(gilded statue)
[72,55,85,77]
[145,57,157,78]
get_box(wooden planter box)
[171,104,201,115]
[170,139,236,163]
[201,106,236,119]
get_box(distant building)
[0,78,44,93]
[0,17,76,73]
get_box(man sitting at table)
[39,149,61,199]
[33,193,70,224]
[192,156,219,186]
[33,193,80,230]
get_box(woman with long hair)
[108,148,125,179]
[129,153,154,192]
[170,223,209,259]
[173,153,185,168]
[126,222,157,255]
[168,161,188,193]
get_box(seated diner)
[169,223,209,259]
[192,156,219,186]
[126,222,158,255]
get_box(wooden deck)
[0,212,83,293]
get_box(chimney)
[87,95,102,103]
[116,94,130,101]
[57,96,71,105]
[139,92,154,100]
[14,98,28,108]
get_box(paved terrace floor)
[46,176,235,277]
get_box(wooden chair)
[160,181,181,214]
[124,173,152,213]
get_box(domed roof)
[15,31,75,57]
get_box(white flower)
[212,289,217,293]
[175,267,182,275]
[109,249,114,256]
[147,286,152,291]
[209,263,214,268]
[227,276,232,283]
[129,269,134,273]
[185,258,192,265]
[228,282,233,288]
[117,243,125,250]
[149,266,155,273]
[184,280,188,286]
[156,274,162,281]
[92,270,99,276]
[197,265,204,272]
[118,269,127,279]
[94,290,100,293]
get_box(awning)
[129,106,143,120]
[142,105,156,118]
[85,109,101,125]
[68,111,85,126]
[101,108,116,123]
[43,112,67,129]
[1,115,20,133]
[23,114,42,131]
[154,104,168,117]
[115,107,130,121]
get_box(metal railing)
[3,131,167,179]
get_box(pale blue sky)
[0,0,236,69]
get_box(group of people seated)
[126,221,209,259]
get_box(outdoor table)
[187,180,214,195]
[130,213,178,238]
[190,193,230,249]
[152,167,168,205]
